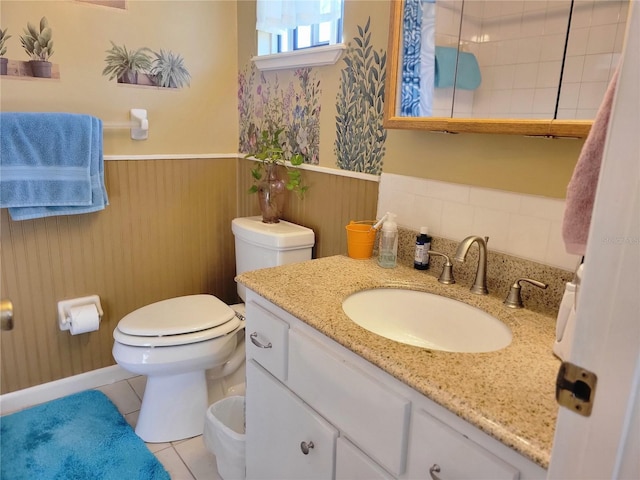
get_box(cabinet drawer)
[246,361,338,480]
[336,437,394,480]
[405,409,520,480]
[288,328,410,476]
[245,300,289,381]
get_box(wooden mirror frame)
[383,0,592,138]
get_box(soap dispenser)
[378,212,398,268]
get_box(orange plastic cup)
[345,221,377,259]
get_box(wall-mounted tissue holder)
[58,295,103,335]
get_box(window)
[276,17,342,53]
[255,0,344,68]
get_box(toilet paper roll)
[68,304,100,335]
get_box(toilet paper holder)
[58,295,104,332]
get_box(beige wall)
[383,130,582,197]
[0,0,238,155]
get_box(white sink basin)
[342,289,512,353]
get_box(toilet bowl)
[206,303,247,403]
[112,294,244,443]
[112,216,315,443]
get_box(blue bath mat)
[0,389,170,480]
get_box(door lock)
[556,361,597,416]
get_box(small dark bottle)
[414,226,432,270]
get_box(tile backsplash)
[376,173,579,271]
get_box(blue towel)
[435,46,481,90]
[0,112,108,220]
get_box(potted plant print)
[0,27,11,75]
[102,41,152,84]
[19,17,53,78]
[150,49,190,89]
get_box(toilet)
[112,216,314,443]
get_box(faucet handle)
[427,250,455,285]
[504,278,548,309]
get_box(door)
[547,3,640,479]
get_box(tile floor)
[97,376,223,480]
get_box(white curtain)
[257,0,343,35]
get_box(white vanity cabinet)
[336,437,395,480]
[404,409,519,480]
[288,328,410,475]
[245,291,547,480]
[246,361,338,479]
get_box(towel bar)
[103,108,148,140]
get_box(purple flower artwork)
[238,64,321,165]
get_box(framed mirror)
[384,0,628,137]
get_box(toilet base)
[136,370,208,443]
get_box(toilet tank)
[232,216,315,301]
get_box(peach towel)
[562,68,619,255]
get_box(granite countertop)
[236,255,561,469]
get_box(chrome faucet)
[454,236,489,295]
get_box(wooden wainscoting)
[1,157,379,394]
[0,158,238,394]
[237,158,380,258]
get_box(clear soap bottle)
[378,212,398,268]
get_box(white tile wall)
[557,0,628,119]
[435,0,475,115]
[438,0,629,119]
[464,0,572,118]
[377,173,579,270]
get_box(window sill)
[252,44,345,71]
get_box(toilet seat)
[114,294,241,347]
[114,317,242,347]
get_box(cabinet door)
[405,409,520,480]
[246,360,338,480]
[336,437,394,480]
[288,328,410,476]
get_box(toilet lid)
[118,294,236,336]
[114,315,242,347]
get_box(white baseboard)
[0,365,136,415]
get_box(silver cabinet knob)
[300,441,314,455]
[429,464,442,480]
[249,332,272,349]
